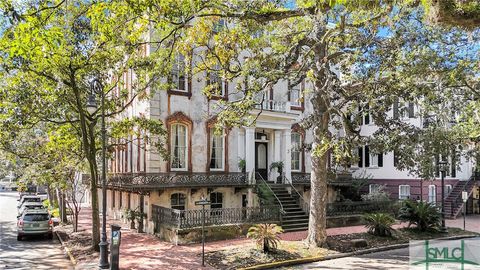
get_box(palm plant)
[398,200,441,231]
[363,213,396,237]
[247,223,283,253]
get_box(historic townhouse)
[97,38,479,244]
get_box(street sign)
[195,200,211,206]
[462,191,468,202]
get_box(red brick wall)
[366,179,459,201]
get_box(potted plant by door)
[124,208,136,230]
[269,161,284,182]
[238,158,246,173]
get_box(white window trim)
[428,185,436,204]
[399,185,411,200]
[171,124,188,171]
[291,132,302,172]
[369,184,381,194]
[370,153,379,168]
[210,130,225,171]
[445,184,453,196]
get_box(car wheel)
[47,233,53,240]
[17,235,22,241]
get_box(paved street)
[285,248,411,270]
[0,192,72,270]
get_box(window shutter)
[408,102,415,118]
[364,104,370,125]
[393,151,399,167]
[378,153,383,167]
[358,147,363,167]
[393,98,399,119]
[365,146,370,167]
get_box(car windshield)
[23,214,49,222]
[24,198,41,203]
[25,205,44,210]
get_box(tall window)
[209,130,224,170]
[291,132,302,171]
[369,184,381,194]
[171,193,186,211]
[399,185,411,200]
[289,84,302,107]
[445,185,453,197]
[210,192,223,216]
[171,124,188,170]
[207,64,225,97]
[428,185,436,204]
[210,192,223,209]
[171,53,187,92]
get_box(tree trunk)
[306,129,329,248]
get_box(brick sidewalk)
[71,208,479,270]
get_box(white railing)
[255,100,291,113]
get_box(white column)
[245,127,256,183]
[283,129,292,184]
[274,130,282,183]
[238,128,246,163]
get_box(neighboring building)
[352,103,478,218]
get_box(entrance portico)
[238,111,299,184]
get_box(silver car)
[18,202,45,216]
[17,209,53,241]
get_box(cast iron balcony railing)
[151,205,281,230]
[104,172,248,191]
[291,172,310,184]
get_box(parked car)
[17,209,53,241]
[17,195,42,208]
[17,202,45,216]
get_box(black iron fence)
[104,172,248,190]
[327,200,396,216]
[151,205,281,230]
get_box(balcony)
[105,172,249,191]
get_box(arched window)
[291,132,302,171]
[171,123,188,170]
[170,193,186,211]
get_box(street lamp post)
[438,160,448,233]
[86,79,109,269]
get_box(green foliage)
[257,182,276,206]
[247,223,283,253]
[269,161,284,175]
[361,185,391,202]
[238,158,246,173]
[363,213,396,237]
[398,200,441,232]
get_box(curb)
[238,234,479,270]
[55,230,77,266]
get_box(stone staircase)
[269,184,309,232]
[444,175,477,219]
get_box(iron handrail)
[255,172,285,215]
[449,175,475,217]
[287,178,310,214]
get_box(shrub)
[361,185,390,201]
[363,213,396,237]
[257,182,276,205]
[247,223,283,253]
[398,200,441,231]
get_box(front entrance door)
[255,142,268,180]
